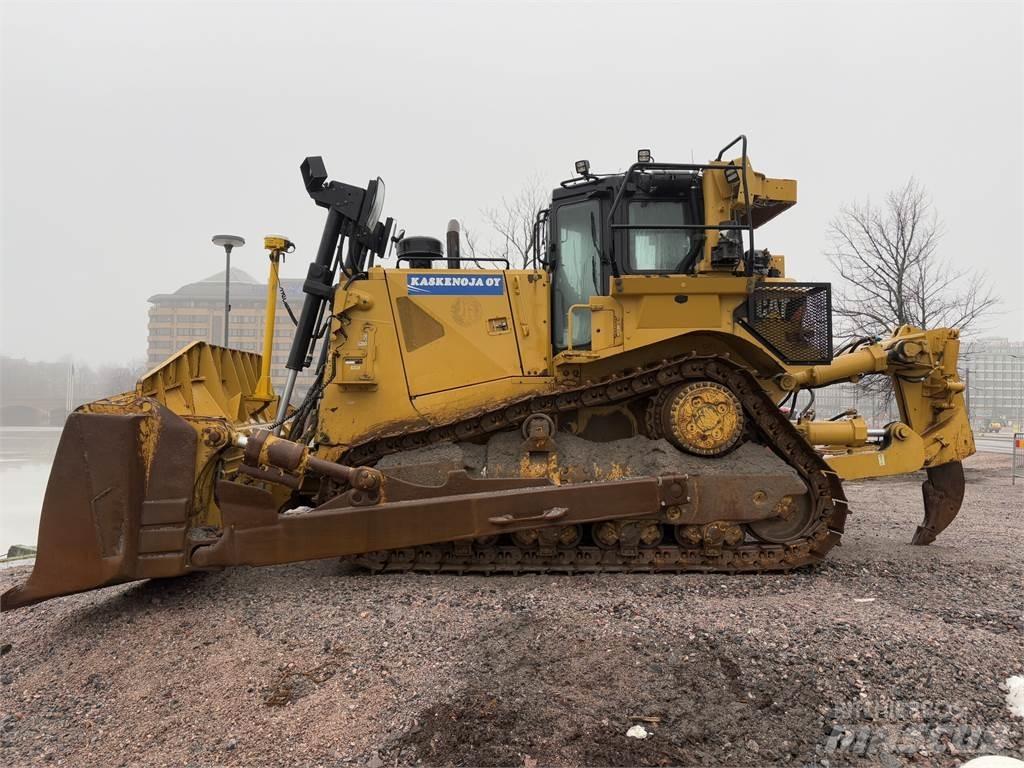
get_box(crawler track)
[342,355,848,574]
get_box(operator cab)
[544,159,706,349]
[542,144,790,351]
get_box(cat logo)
[451,298,482,326]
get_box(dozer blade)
[1,401,198,611]
[912,461,966,545]
[2,342,275,611]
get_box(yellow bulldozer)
[2,136,975,611]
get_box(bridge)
[0,396,74,427]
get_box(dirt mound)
[376,430,797,485]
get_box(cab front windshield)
[627,200,697,273]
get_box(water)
[0,427,61,553]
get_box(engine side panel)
[385,268,524,396]
[318,269,557,452]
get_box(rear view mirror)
[361,177,386,231]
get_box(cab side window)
[627,200,697,273]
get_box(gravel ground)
[1,452,1021,767]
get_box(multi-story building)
[146,268,317,395]
[962,337,1024,430]
[802,380,899,426]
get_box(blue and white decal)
[407,273,505,296]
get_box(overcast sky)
[1,0,1021,364]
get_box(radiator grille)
[743,283,833,365]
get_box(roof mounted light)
[574,159,590,176]
[637,149,653,163]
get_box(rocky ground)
[1,452,1021,767]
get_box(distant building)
[803,379,899,426]
[962,337,1024,430]
[813,336,1023,431]
[146,268,317,395]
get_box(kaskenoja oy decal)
[407,273,505,295]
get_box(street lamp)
[1010,354,1022,430]
[211,235,245,347]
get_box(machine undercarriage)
[347,355,848,574]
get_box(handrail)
[531,208,550,269]
[604,134,756,277]
[396,255,511,268]
[564,302,612,353]
[565,304,588,352]
[716,135,746,161]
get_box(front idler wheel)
[746,494,815,544]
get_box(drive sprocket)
[660,380,745,457]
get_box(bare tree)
[826,178,998,416]
[827,178,998,340]
[480,177,548,269]
[460,225,485,267]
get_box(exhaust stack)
[446,219,461,268]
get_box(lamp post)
[964,367,970,422]
[1010,354,1022,430]
[211,235,245,347]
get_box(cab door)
[550,198,604,349]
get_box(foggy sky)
[1,0,1021,365]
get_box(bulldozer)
[1,136,975,611]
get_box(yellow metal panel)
[613,274,753,296]
[317,274,427,450]
[506,271,553,376]
[136,342,271,424]
[411,376,557,426]
[610,275,746,353]
[825,430,926,480]
[385,269,524,397]
[589,305,618,352]
[318,269,555,451]
[632,295,721,330]
[338,323,378,387]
